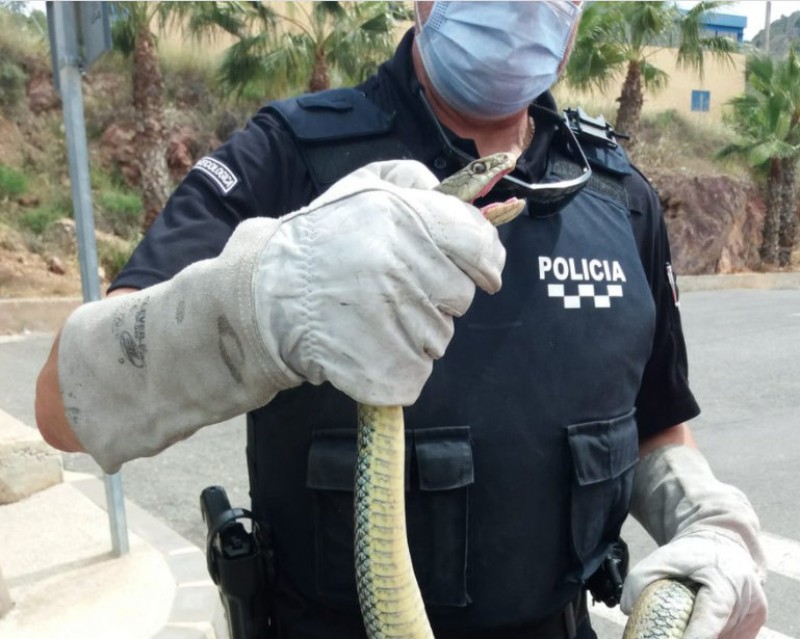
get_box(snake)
[352,153,697,639]
[622,579,698,639]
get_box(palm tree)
[217,2,411,98]
[108,1,408,230]
[565,1,738,147]
[719,49,800,267]
[111,1,258,232]
[110,2,174,233]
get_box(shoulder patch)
[193,156,239,195]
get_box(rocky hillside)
[0,66,230,297]
[751,10,800,58]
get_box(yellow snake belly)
[355,404,434,639]
[622,579,697,639]
[352,153,696,639]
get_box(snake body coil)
[355,405,433,639]
[352,154,696,639]
[622,579,697,639]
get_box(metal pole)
[764,1,772,54]
[51,1,129,557]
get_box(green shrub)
[0,164,28,198]
[0,60,26,108]
[98,189,141,217]
[97,189,142,239]
[0,5,47,64]
[162,48,218,110]
[19,204,65,235]
[97,240,134,282]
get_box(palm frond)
[564,2,627,90]
[641,62,669,92]
[724,45,800,171]
[750,139,800,166]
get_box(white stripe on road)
[589,604,794,639]
[762,531,800,581]
[758,629,798,639]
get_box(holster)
[585,538,629,608]
[201,485,277,639]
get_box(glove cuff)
[631,445,767,581]
[58,217,299,473]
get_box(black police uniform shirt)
[112,30,700,634]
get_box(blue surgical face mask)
[415,1,582,119]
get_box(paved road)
[2,287,799,637]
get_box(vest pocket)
[305,426,473,607]
[407,426,473,607]
[566,410,638,579]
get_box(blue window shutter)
[691,90,711,112]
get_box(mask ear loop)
[413,4,422,33]
[414,1,440,34]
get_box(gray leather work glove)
[58,160,505,473]
[621,444,768,639]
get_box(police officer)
[36,2,767,638]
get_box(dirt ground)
[0,223,98,299]
[0,247,86,298]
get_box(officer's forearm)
[638,422,696,459]
[35,332,84,453]
[35,288,138,454]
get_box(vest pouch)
[305,426,474,607]
[406,426,474,607]
[566,410,638,580]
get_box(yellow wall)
[557,47,747,123]
[641,47,746,119]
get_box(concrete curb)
[73,475,229,639]
[0,467,228,638]
[0,410,62,504]
[678,271,800,292]
[0,470,229,639]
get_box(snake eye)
[472,161,487,174]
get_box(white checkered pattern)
[547,283,624,309]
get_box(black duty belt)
[271,574,589,639]
[434,590,589,639]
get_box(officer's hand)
[621,529,767,639]
[622,445,767,639]
[250,159,506,405]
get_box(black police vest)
[247,89,656,629]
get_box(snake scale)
[352,153,697,639]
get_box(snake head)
[438,152,517,202]
[437,152,526,227]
